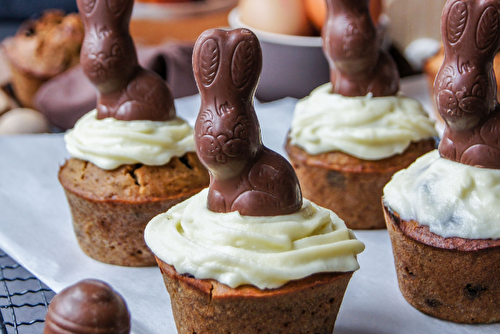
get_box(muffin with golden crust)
[286,0,437,230]
[383,0,500,323]
[287,135,436,229]
[145,28,364,333]
[59,0,208,266]
[59,150,208,267]
[1,10,84,108]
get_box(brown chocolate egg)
[43,279,130,334]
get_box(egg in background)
[239,0,313,36]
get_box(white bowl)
[228,8,329,102]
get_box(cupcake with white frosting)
[383,0,500,323]
[145,28,364,334]
[58,0,208,266]
[285,0,437,229]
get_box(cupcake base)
[384,205,500,323]
[59,154,209,267]
[156,258,353,333]
[285,139,435,229]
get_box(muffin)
[145,28,364,333]
[1,10,84,108]
[383,0,500,323]
[43,279,130,334]
[58,0,209,267]
[286,0,437,229]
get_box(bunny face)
[193,29,263,179]
[436,63,495,130]
[195,103,260,179]
[435,0,500,130]
[81,32,137,90]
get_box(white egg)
[239,0,312,36]
[0,108,51,135]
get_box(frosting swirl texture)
[383,150,500,239]
[64,109,195,170]
[145,189,364,289]
[289,83,437,160]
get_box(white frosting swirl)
[64,110,195,170]
[383,150,500,239]
[145,189,365,289]
[289,83,437,160]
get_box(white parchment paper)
[0,77,497,333]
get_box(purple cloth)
[33,42,198,130]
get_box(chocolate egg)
[43,279,131,334]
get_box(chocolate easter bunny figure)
[43,279,130,334]
[435,0,500,168]
[76,0,175,121]
[193,28,302,216]
[323,0,399,97]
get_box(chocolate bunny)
[323,0,399,97]
[435,0,500,168]
[76,0,175,121]
[193,28,302,216]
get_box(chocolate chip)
[464,284,487,300]
[425,298,442,308]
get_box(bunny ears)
[435,0,500,169]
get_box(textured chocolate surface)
[76,0,175,121]
[193,28,302,216]
[323,0,399,97]
[43,279,130,334]
[435,0,500,168]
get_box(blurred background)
[0,0,78,40]
[0,0,451,134]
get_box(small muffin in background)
[1,10,84,108]
[145,27,364,334]
[59,0,209,267]
[43,279,130,334]
[286,0,437,230]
